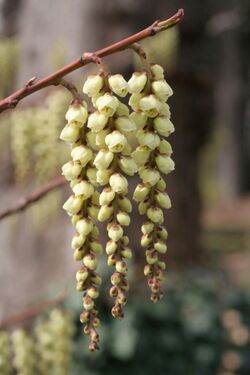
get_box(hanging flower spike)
[132,63,175,303]
[60,99,103,352]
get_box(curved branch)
[0,176,66,220]
[0,8,184,114]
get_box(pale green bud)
[71,233,86,249]
[141,233,153,247]
[156,177,167,191]
[157,139,173,155]
[146,250,158,264]
[132,145,151,166]
[96,93,119,116]
[139,167,160,187]
[108,74,128,97]
[96,168,113,185]
[62,161,82,181]
[155,155,175,174]
[76,217,93,236]
[99,187,115,205]
[133,183,150,202]
[63,195,83,215]
[141,220,155,234]
[73,248,86,261]
[87,111,108,132]
[106,240,117,255]
[91,89,105,106]
[72,180,94,199]
[80,311,90,323]
[150,64,165,80]
[147,206,164,223]
[87,204,99,220]
[60,123,80,143]
[96,128,110,147]
[70,178,81,189]
[154,240,167,254]
[130,111,148,129]
[121,247,132,259]
[91,273,102,286]
[154,117,175,137]
[118,196,132,213]
[158,261,166,270]
[109,173,128,194]
[94,148,114,170]
[86,167,98,186]
[97,204,114,221]
[128,72,147,93]
[144,264,153,276]
[83,254,98,270]
[91,191,100,205]
[155,191,171,209]
[116,260,128,274]
[71,214,81,226]
[116,211,130,226]
[65,103,88,126]
[116,101,130,116]
[139,95,162,118]
[157,225,168,240]
[91,225,99,239]
[137,129,160,150]
[76,267,89,282]
[71,145,93,167]
[118,156,138,176]
[121,235,129,245]
[128,93,144,111]
[115,116,137,133]
[76,281,85,292]
[107,254,116,266]
[108,223,123,241]
[105,130,127,152]
[86,131,99,151]
[138,199,150,215]
[83,295,95,311]
[152,79,173,100]
[87,286,99,299]
[83,74,104,97]
[111,272,122,285]
[122,142,133,156]
[159,102,171,117]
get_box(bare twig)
[0,176,66,221]
[0,8,184,114]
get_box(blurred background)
[0,0,250,374]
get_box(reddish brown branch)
[0,9,184,114]
[0,176,66,220]
[0,290,67,330]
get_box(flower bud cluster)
[12,329,36,375]
[60,100,103,351]
[132,64,175,303]
[0,332,11,375]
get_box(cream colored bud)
[118,156,137,176]
[146,249,158,264]
[62,161,82,181]
[106,240,117,255]
[96,128,110,147]
[80,310,90,323]
[59,124,80,143]
[90,240,103,254]
[93,148,114,170]
[91,273,102,285]
[107,254,116,266]
[121,247,132,259]
[141,233,153,247]
[71,233,86,249]
[116,211,130,226]
[154,117,175,137]
[157,139,173,155]
[130,111,148,129]
[86,167,98,186]
[73,248,86,261]
[109,173,128,194]
[133,183,150,202]
[152,79,173,100]
[97,205,114,222]
[71,145,93,166]
[128,72,147,93]
[63,195,83,215]
[116,260,128,274]
[139,95,162,118]
[121,142,133,156]
[155,155,175,174]
[71,214,81,226]
[118,196,132,213]
[99,187,115,205]
[87,286,99,299]
[115,116,137,133]
[144,264,153,276]
[139,167,160,187]
[157,225,168,240]
[132,145,151,166]
[91,225,99,239]
[83,254,98,270]
[156,177,167,191]
[138,199,150,215]
[121,235,129,245]
[83,74,104,97]
[96,168,113,185]
[83,295,95,311]
[87,111,108,133]
[141,221,155,234]
[91,191,100,205]
[150,64,165,80]
[65,103,88,126]
[76,218,93,236]
[154,240,167,254]
[96,93,119,117]
[155,191,171,209]
[87,204,99,220]
[76,282,85,292]
[116,101,130,116]
[159,102,171,117]
[105,130,127,153]
[108,223,123,241]
[72,180,94,199]
[108,74,128,97]
[86,131,99,151]
[111,272,122,285]
[91,90,105,106]
[147,206,164,223]
[137,129,160,150]
[128,93,144,111]
[70,178,81,189]
[76,268,89,282]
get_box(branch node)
[26,76,37,88]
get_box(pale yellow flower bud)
[71,145,93,166]
[116,211,130,226]
[139,95,162,118]
[121,235,129,245]
[91,273,102,286]
[141,220,155,234]
[73,248,85,261]
[91,225,99,239]
[63,195,83,215]
[93,148,114,170]
[108,74,128,97]
[159,102,171,117]
[96,168,113,185]
[153,117,175,137]
[91,90,105,106]
[128,93,144,111]
[133,183,150,202]
[137,129,160,150]
[147,206,164,223]
[97,205,114,221]
[128,72,147,93]
[152,79,173,100]
[83,254,98,270]
[115,116,137,133]
[116,260,128,274]
[91,191,100,205]
[72,180,94,199]
[76,217,93,235]
[59,124,80,143]
[90,240,103,254]
[141,233,153,247]
[157,139,173,155]
[144,264,153,276]
[83,74,104,97]
[130,111,148,130]
[76,268,89,282]
[146,249,158,264]
[105,130,127,153]
[65,103,88,126]
[71,233,86,249]
[155,191,171,209]
[121,247,132,259]
[157,226,168,240]
[132,146,151,166]
[139,167,160,187]
[106,240,117,255]
[118,156,138,176]
[87,204,99,220]
[86,167,98,186]
[116,101,130,116]
[108,223,123,241]
[158,260,166,270]
[150,64,165,80]
[83,296,95,311]
[87,111,109,133]
[87,286,99,299]
[138,199,150,215]
[109,173,128,194]
[62,161,82,181]
[86,131,99,151]
[107,254,116,266]
[118,196,132,213]
[155,155,175,174]
[96,128,110,148]
[96,93,119,117]
[99,187,115,205]
[154,240,167,254]
[71,214,81,226]
[156,177,167,191]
